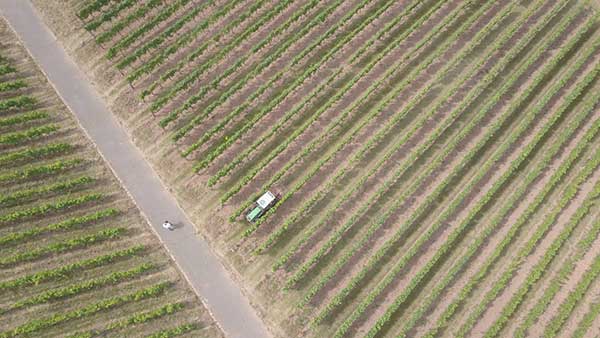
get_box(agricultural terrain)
[0,17,222,338]
[29,0,600,337]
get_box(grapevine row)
[0,110,48,128]
[0,207,116,246]
[544,249,600,337]
[7,263,155,312]
[425,63,600,338]
[515,189,600,337]
[0,158,82,184]
[158,0,322,129]
[455,69,600,338]
[208,0,429,185]
[0,64,16,76]
[263,0,509,259]
[0,282,170,338]
[95,0,163,44]
[116,0,213,70]
[84,0,136,32]
[129,0,239,84]
[0,143,72,168]
[0,227,125,267]
[177,0,367,147]
[138,1,241,99]
[69,302,186,338]
[235,0,456,232]
[285,0,531,290]
[486,172,600,338]
[0,175,92,207]
[0,124,58,146]
[0,245,145,291]
[571,294,600,338]
[0,95,36,112]
[315,0,575,327]
[353,13,587,337]
[403,49,600,338]
[403,48,600,335]
[148,0,270,111]
[78,0,111,20]
[185,0,418,163]
[0,79,26,92]
[146,323,197,338]
[0,192,103,226]
[106,0,191,59]
[226,0,446,213]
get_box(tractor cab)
[246,191,277,222]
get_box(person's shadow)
[172,221,185,230]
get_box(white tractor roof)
[257,191,276,209]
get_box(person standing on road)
[162,220,174,230]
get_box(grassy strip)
[0,245,145,291]
[0,110,48,127]
[95,0,163,44]
[0,192,104,225]
[0,175,92,208]
[106,0,192,59]
[0,282,170,338]
[0,124,58,145]
[0,158,82,184]
[0,207,116,246]
[0,142,71,168]
[0,80,26,92]
[0,227,125,267]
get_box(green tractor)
[246,191,278,223]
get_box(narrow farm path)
[0,1,271,338]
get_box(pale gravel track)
[0,1,271,338]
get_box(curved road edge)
[0,1,271,337]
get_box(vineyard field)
[0,17,222,338]
[29,0,600,337]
